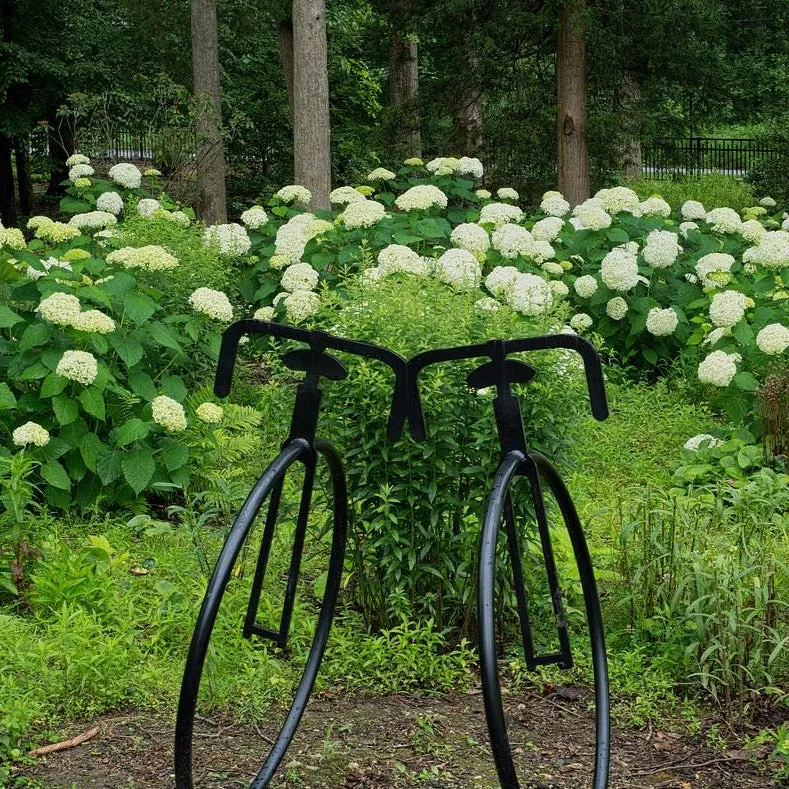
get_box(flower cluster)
[188,287,234,321]
[204,223,252,258]
[279,290,320,323]
[136,198,161,217]
[434,249,481,291]
[742,231,789,269]
[484,266,520,298]
[645,307,679,336]
[72,310,116,334]
[698,350,740,387]
[450,223,490,254]
[12,421,51,448]
[109,163,142,189]
[330,186,366,205]
[532,216,564,242]
[496,187,519,201]
[606,297,628,320]
[479,202,523,227]
[595,186,640,215]
[681,200,707,221]
[574,274,598,298]
[638,196,671,218]
[756,323,789,355]
[377,244,430,277]
[367,167,396,181]
[695,253,734,287]
[642,230,681,269]
[507,273,554,316]
[492,224,534,259]
[66,154,91,167]
[37,292,82,326]
[0,227,26,250]
[152,395,187,432]
[342,200,386,229]
[253,306,275,321]
[240,206,269,230]
[68,163,94,181]
[107,245,179,271]
[684,434,721,451]
[69,211,118,232]
[540,191,570,217]
[395,185,448,212]
[196,402,224,423]
[96,192,124,215]
[281,262,319,292]
[572,199,612,231]
[35,221,80,244]
[56,350,98,386]
[26,256,73,280]
[709,290,747,328]
[274,185,311,207]
[705,207,741,234]
[600,247,639,291]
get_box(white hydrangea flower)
[68,163,94,181]
[456,157,484,179]
[540,191,571,217]
[573,275,599,299]
[377,244,429,277]
[426,156,460,176]
[107,245,179,271]
[542,261,564,277]
[342,200,386,229]
[12,421,51,448]
[600,247,639,291]
[474,296,502,312]
[549,280,569,298]
[485,265,520,299]
[137,198,162,217]
[508,273,554,316]
[756,323,789,355]
[169,210,192,227]
[68,211,118,232]
[684,434,721,451]
[37,292,82,326]
[404,157,423,166]
[679,221,699,239]
[0,227,25,250]
[492,224,533,259]
[96,192,124,216]
[709,290,747,327]
[109,163,142,189]
[570,312,593,331]
[72,309,116,334]
[705,207,741,234]
[238,206,269,230]
[434,248,482,291]
[595,186,640,215]
[367,167,396,181]
[642,230,681,269]
[253,306,275,321]
[695,253,735,288]
[330,186,367,205]
[189,287,234,321]
[268,254,291,270]
[530,239,556,264]
[606,296,628,320]
[360,267,385,286]
[475,189,492,199]
[698,350,740,387]
[497,187,519,201]
[26,256,73,281]
[532,216,564,242]
[759,196,777,209]
[56,350,98,386]
[572,199,612,231]
[740,219,766,244]
[281,289,320,322]
[783,216,789,232]
[204,223,252,258]
[152,395,187,432]
[450,223,490,254]
[639,196,671,218]
[281,262,319,292]
[394,185,448,212]
[681,200,706,221]
[479,202,524,228]
[744,206,767,219]
[196,402,224,423]
[66,154,90,167]
[703,326,729,346]
[27,216,52,230]
[275,185,312,207]
[742,231,789,270]
[646,307,679,336]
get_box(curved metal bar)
[213,319,415,441]
[478,450,610,789]
[174,437,349,789]
[529,450,610,789]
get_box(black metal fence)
[642,137,781,179]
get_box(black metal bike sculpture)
[174,319,611,789]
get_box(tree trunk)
[616,69,642,179]
[277,18,295,120]
[0,133,16,226]
[451,51,483,158]
[191,0,227,224]
[14,139,31,216]
[389,31,421,159]
[556,0,589,206]
[293,0,332,211]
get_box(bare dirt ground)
[17,688,776,788]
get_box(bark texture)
[451,51,483,158]
[0,134,16,226]
[616,69,642,178]
[389,31,421,159]
[191,0,227,223]
[293,0,332,210]
[556,1,589,206]
[14,139,30,215]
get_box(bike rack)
[176,319,611,789]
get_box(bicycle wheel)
[478,449,610,789]
[174,436,348,789]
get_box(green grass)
[628,174,756,212]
